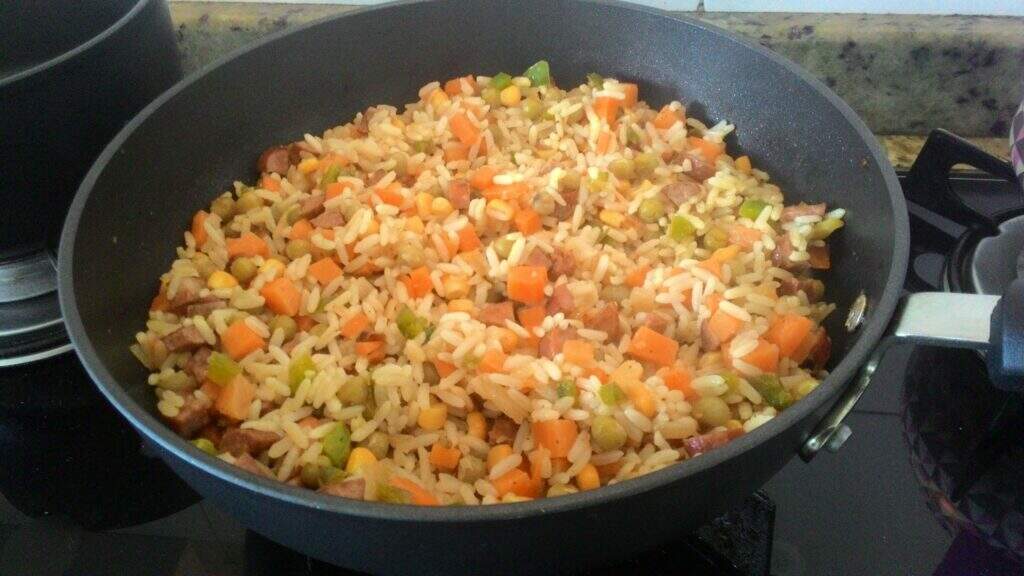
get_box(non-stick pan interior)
[63,0,898,455]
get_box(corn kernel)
[487,444,513,471]
[297,157,319,174]
[417,403,448,431]
[345,447,378,473]
[500,85,522,107]
[443,275,470,299]
[628,382,657,418]
[466,411,487,440]
[405,215,425,234]
[415,192,435,218]
[363,218,380,236]
[599,209,625,228]
[431,196,454,217]
[259,258,285,277]
[725,419,744,431]
[485,199,516,222]
[735,155,752,174]
[206,270,238,289]
[576,463,600,491]
[429,89,450,110]
[448,298,475,314]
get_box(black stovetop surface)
[1,172,1022,576]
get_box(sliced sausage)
[681,429,730,457]
[319,477,366,500]
[186,297,226,317]
[771,236,809,272]
[449,178,472,210]
[781,202,826,222]
[644,312,669,334]
[185,347,212,383]
[678,151,717,182]
[162,326,206,352]
[810,331,831,371]
[168,277,204,311]
[488,416,518,445]
[164,395,210,438]
[219,428,283,457]
[258,146,290,175]
[310,210,345,229]
[661,176,703,208]
[364,170,386,187]
[584,303,622,342]
[550,247,576,279]
[479,301,515,327]
[700,321,720,352]
[523,248,551,269]
[546,283,575,317]
[288,141,316,165]
[553,186,578,220]
[299,193,326,219]
[234,453,274,478]
[538,327,577,359]
[778,277,824,303]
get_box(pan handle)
[799,286,1021,461]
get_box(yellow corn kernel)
[466,411,487,440]
[599,209,625,228]
[259,258,285,277]
[362,217,380,237]
[735,155,752,174]
[576,463,600,491]
[485,199,516,222]
[487,444,513,471]
[500,85,522,107]
[417,403,448,431]
[345,447,378,473]
[206,270,238,289]
[431,196,454,217]
[429,89,450,110]
[627,382,656,418]
[405,215,425,234]
[442,275,470,300]
[297,157,319,174]
[725,419,744,432]
[415,192,435,218]
[448,298,475,314]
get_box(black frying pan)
[59,0,910,573]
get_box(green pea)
[608,158,636,181]
[810,217,844,240]
[626,128,642,149]
[285,238,311,260]
[586,72,604,89]
[300,463,322,488]
[322,423,352,467]
[667,215,696,242]
[588,170,608,192]
[556,379,578,399]
[493,237,515,259]
[192,438,217,455]
[396,305,428,339]
[269,315,298,341]
[230,257,257,284]
[599,383,627,406]
[235,191,263,214]
[377,483,412,504]
[288,353,317,393]
[634,152,659,178]
[638,198,665,223]
[319,465,346,485]
[363,431,390,460]
[738,198,769,221]
[522,96,544,120]
[490,72,513,91]
[522,60,551,87]
[481,86,501,107]
[320,164,342,188]
[210,196,235,221]
[206,352,241,386]
[412,140,434,154]
[591,415,627,451]
[694,397,731,428]
[338,374,370,405]
[702,226,729,250]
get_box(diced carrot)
[495,328,519,353]
[444,75,477,96]
[403,266,434,298]
[706,309,744,346]
[729,226,763,249]
[443,142,469,163]
[792,327,825,365]
[457,224,482,252]
[687,136,724,163]
[289,218,313,240]
[507,266,548,305]
[739,339,780,373]
[595,130,613,155]
[260,175,281,192]
[308,257,343,286]
[584,366,609,384]
[222,319,265,360]
[214,374,256,421]
[627,326,680,367]
[260,277,302,317]
[150,291,170,312]
[482,181,529,201]
[449,112,481,147]
[376,182,404,207]
[432,359,456,378]
[562,339,594,367]
[442,232,460,260]
[766,314,815,358]
[191,211,209,247]
[340,312,370,340]
[429,442,462,470]
[653,106,682,130]
[514,208,541,235]
[355,340,385,361]
[390,476,440,506]
[478,348,507,374]
[593,96,621,125]
[295,315,316,333]
[532,419,578,459]
[705,293,724,315]
[659,366,696,399]
[470,165,499,190]
[621,83,639,107]
[492,468,540,499]
[698,245,743,279]
[735,155,752,173]
[518,376,539,393]
[808,244,831,269]
[325,181,351,200]
[199,380,220,403]
[517,305,546,348]
[226,232,269,259]
[625,265,649,288]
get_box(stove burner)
[945,208,1024,296]
[0,250,69,366]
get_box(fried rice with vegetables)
[133,61,844,505]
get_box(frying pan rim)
[59,0,909,524]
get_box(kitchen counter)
[167,2,1017,168]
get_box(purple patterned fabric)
[1012,99,1024,189]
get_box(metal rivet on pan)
[845,292,867,332]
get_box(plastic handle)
[987,279,1024,392]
